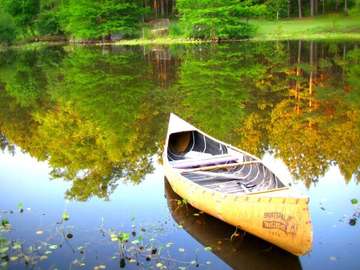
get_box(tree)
[1,0,40,35]
[59,0,146,40]
[36,0,62,35]
[0,10,16,44]
[176,0,266,40]
[266,0,288,19]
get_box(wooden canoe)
[164,180,302,270]
[163,113,313,256]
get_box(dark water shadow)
[164,178,302,270]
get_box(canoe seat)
[170,154,240,169]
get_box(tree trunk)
[154,0,158,17]
[298,0,302,18]
[310,0,314,16]
[160,0,165,17]
[336,0,339,11]
[296,40,302,115]
[172,0,176,16]
[288,0,291,17]
[315,0,318,14]
[344,0,348,15]
[309,41,314,109]
[322,0,325,14]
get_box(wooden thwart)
[179,160,261,173]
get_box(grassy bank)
[113,14,360,45]
[252,14,360,40]
[4,14,360,49]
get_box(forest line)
[0,1,359,45]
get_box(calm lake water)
[0,41,360,270]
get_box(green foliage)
[59,0,145,40]
[265,0,288,19]
[0,10,16,44]
[176,0,265,39]
[1,0,40,34]
[36,0,62,35]
[169,21,183,37]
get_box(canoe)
[164,179,302,270]
[163,113,313,256]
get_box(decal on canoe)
[262,212,297,235]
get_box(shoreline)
[3,32,360,50]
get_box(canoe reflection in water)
[164,179,302,270]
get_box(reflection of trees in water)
[267,42,360,186]
[146,46,181,88]
[0,42,359,200]
[0,47,170,201]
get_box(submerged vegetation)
[0,202,215,269]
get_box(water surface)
[0,41,360,269]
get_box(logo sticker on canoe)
[262,212,297,235]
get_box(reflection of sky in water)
[1,149,359,269]
[0,149,230,269]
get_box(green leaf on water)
[17,202,24,212]
[118,232,130,242]
[351,198,358,204]
[49,244,58,250]
[0,247,9,254]
[62,211,70,221]
[1,219,9,227]
[204,246,212,251]
[156,262,163,268]
[12,242,21,250]
[131,239,140,245]
[110,234,118,242]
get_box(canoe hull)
[164,162,313,256]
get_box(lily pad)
[62,211,70,221]
[1,219,9,227]
[351,199,358,205]
[49,245,58,250]
[118,232,130,242]
[0,247,9,254]
[12,242,21,250]
[17,202,24,213]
